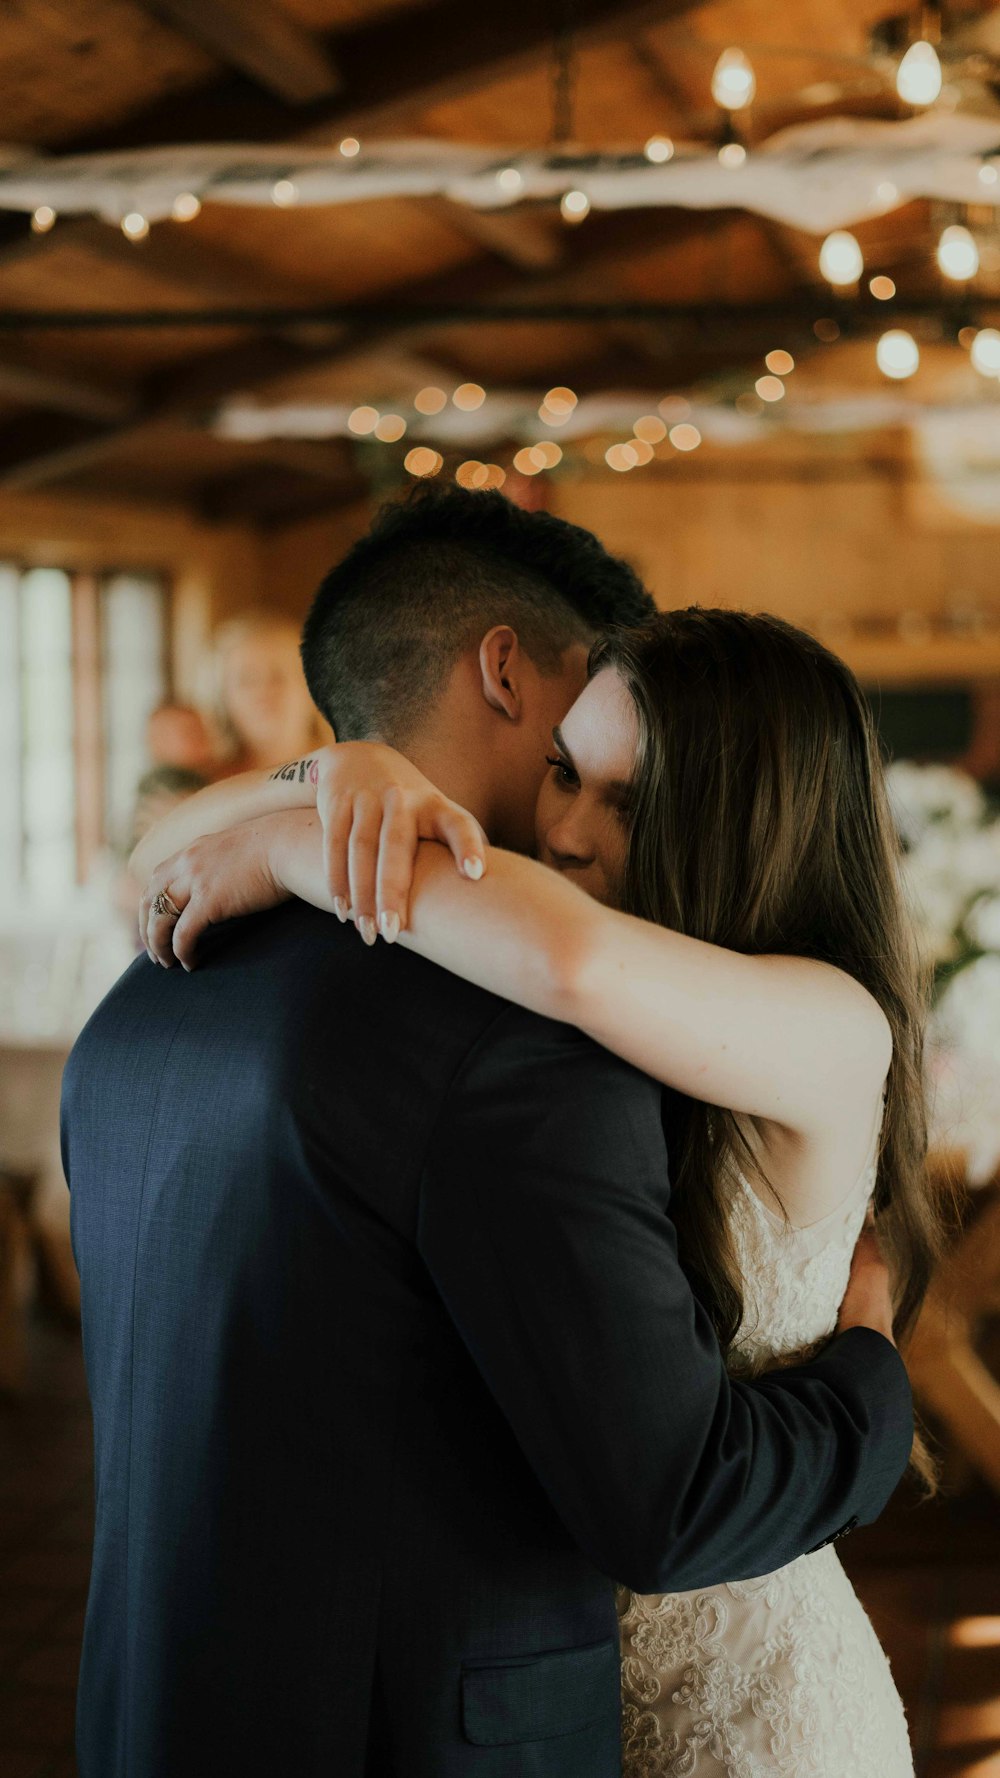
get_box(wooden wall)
[258,450,1000,688]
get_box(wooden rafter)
[0,207,740,491]
[2,0,705,167]
[133,0,342,105]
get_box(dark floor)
[1,1317,999,1778]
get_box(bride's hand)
[140,816,293,969]
[316,742,488,942]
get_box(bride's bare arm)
[265,813,891,1158]
[129,755,322,884]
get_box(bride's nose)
[544,810,596,871]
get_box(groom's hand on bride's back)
[837,1217,896,1346]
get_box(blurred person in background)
[147,701,218,779]
[212,611,326,777]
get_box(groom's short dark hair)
[300,486,654,743]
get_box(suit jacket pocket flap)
[461,1637,618,1747]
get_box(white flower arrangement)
[887,760,1000,1183]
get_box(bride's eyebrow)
[551,725,575,766]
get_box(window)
[1,566,169,908]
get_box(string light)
[348,405,379,435]
[979,163,999,187]
[456,460,490,488]
[482,464,506,488]
[513,447,544,475]
[561,190,590,223]
[937,223,979,281]
[896,41,942,107]
[544,386,578,414]
[814,317,841,342]
[452,383,486,410]
[121,211,149,240]
[374,414,406,442]
[271,179,298,206]
[870,275,896,300]
[711,48,757,111]
[339,138,361,158]
[538,404,570,426]
[644,136,674,164]
[669,423,702,451]
[496,167,524,194]
[765,350,794,375]
[718,143,747,169]
[876,181,899,206]
[876,329,919,379]
[404,447,442,477]
[819,230,863,286]
[755,375,785,401]
[629,438,654,465]
[970,328,1000,377]
[606,443,638,471]
[30,206,56,233]
[659,396,691,421]
[414,386,447,415]
[634,415,667,443]
[958,324,978,349]
[530,441,563,468]
[171,191,201,222]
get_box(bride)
[134,606,944,1778]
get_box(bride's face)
[535,667,638,906]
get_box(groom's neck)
[395,730,498,843]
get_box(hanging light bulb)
[711,48,756,111]
[560,189,590,223]
[171,192,201,222]
[121,211,149,241]
[819,230,863,287]
[876,329,920,379]
[896,41,942,107]
[936,223,979,282]
[970,328,1000,378]
[30,205,56,233]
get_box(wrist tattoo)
[268,755,320,786]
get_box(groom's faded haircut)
[300,486,654,744]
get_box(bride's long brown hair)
[591,609,951,1486]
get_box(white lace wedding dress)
[617,1097,914,1777]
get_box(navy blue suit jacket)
[62,900,913,1777]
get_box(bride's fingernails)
[333,896,349,923]
[379,911,400,944]
[358,915,377,947]
[463,856,484,880]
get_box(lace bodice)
[726,1092,885,1376]
[617,1089,913,1777]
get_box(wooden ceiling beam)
[0,207,742,488]
[133,0,342,105]
[40,0,706,153]
[0,357,134,422]
[0,0,702,289]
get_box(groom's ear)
[478,625,524,721]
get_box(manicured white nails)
[379,911,400,944]
[333,896,350,923]
[463,856,484,880]
[357,915,377,947]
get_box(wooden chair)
[0,1169,38,1395]
[907,1153,1000,1492]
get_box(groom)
[63,488,912,1778]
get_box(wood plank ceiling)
[0,0,994,525]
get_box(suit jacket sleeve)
[416,1004,913,1595]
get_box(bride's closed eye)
[546,754,579,789]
